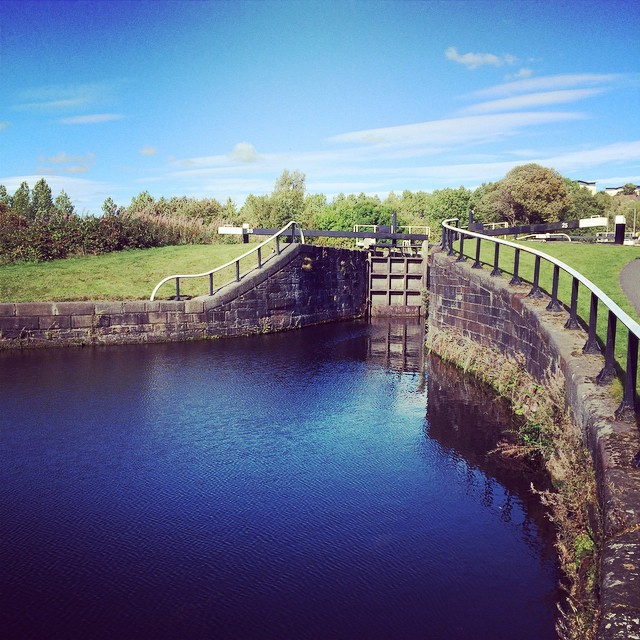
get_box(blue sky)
[1,0,639,214]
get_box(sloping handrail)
[441,218,640,420]
[150,221,305,301]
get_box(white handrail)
[442,218,640,338]
[150,221,305,301]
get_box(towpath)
[620,258,640,319]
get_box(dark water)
[0,319,560,639]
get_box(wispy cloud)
[140,146,158,156]
[445,47,518,70]
[460,89,606,114]
[60,113,124,124]
[472,73,620,98]
[0,122,8,131]
[14,82,118,112]
[37,151,96,175]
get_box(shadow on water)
[0,318,560,640]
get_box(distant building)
[577,180,597,194]
[604,185,640,196]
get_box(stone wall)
[428,248,640,639]
[0,244,368,350]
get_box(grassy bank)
[0,243,256,302]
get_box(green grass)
[0,243,261,302]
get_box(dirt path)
[620,258,640,318]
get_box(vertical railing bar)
[509,248,523,285]
[528,255,544,298]
[596,311,618,384]
[615,330,639,420]
[456,232,466,262]
[276,235,281,255]
[490,242,501,277]
[209,273,213,296]
[565,277,580,329]
[472,237,482,269]
[258,247,262,268]
[235,259,240,282]
[546,264,563,311]
[175,277,180,300]
[583,292,600,353]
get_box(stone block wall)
[428,248,640,639]
[0,244,368,349]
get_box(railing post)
[490,243,501,277]
[175,277,180,300]
[258,247,262,268]
[209,273,214,296]
[564,277,580,329]
[509,248,523,285]
[291,226,295,244]
[447,224,456,256]
[546,264,563,311]
[456,233,467,262]
[596,311,618,384]
[472,237,482,269]
[528,256,544,298]
[276,235,281,255]
[615,330,639,420]
[583,292,600,354]
[235,259,240,282]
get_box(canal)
[1,319,560,639]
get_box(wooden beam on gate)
[218,227,430,242]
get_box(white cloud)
[328,112,585,149]
[60,113,124,124]
[228,142,260,163]
[14,82,120,112]
[140,146,158,156]
[472,73,620,98]
[445,47,518,70]
[460,89,606,114]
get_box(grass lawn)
[0,243,258,302]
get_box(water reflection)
[0,320,559,640]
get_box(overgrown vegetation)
[427,328,600,640]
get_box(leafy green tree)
[102,197,118,217]
[500,164,571,224]
[425,186,472,228]
[564,180,605,219]
[270,169,306,228]
[12,181,33,219]
[129,191,155,213]
[54,190,76,216]
[0,184,11,208]
[621,183,638,196]
[32,178,54,218]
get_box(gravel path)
[620,258,640,318]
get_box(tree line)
[1,165,637,266]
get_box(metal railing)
[150,221,305,301]
[441,218,640,420]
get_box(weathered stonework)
[429,248,640,640]
[0,244,368,349]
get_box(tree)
[621,183,638,196]
[425,187,472,228]
[565,180,605,219]
[270,169,306,228]
[0,185,10,208]
[102,197,119,217]
[12,181,32,219]
[500,164,571,225]
[32,178,54,218]
[54,190,76,216]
